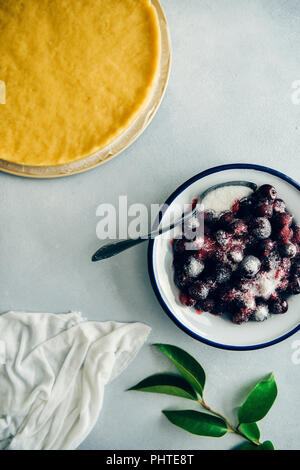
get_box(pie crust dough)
[0,0,160,166]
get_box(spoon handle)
[92,238,146,261]
[92,206,198,262]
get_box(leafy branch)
[128,344,277,450]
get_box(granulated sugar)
[202,186,253,214]
[254,303,270,322]
[254,269,282,299]
[185,257,204,278]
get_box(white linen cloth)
[0,311,150,450]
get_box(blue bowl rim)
[147,163,300,351]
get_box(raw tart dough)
[0,0,161,167]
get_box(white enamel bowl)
[148,164,300,350]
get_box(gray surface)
[1,0,300,450]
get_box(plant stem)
[198,399,260,446]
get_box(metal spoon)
[91,180,257,262]
[91,206,199,262]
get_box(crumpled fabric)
[0,311,150,450]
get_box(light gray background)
[1,0,300,450]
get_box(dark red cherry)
[173,239,186,254]
[196,298,216,313]
[251,217,272,239]
[174,272,190,290]
[240,255,261,278]
[256,184,277,201]
[183,257,205,278]
[273,212,293,229]
[202,210,217,227]
[219,211,234,227]
[237,197,254,218]
[173,255,185,271]
[256,238,276,257]
[277,226,293,245]
[273,199,286,214]
[188,281,210,301]
[232,307,254,324]
[280,242,297,258]
[215,264,232,284]
[254,200,273,218]
[269,297,288,314]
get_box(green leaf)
[239,422,260,443]
[259,441,275,450]
[162,410,228,437]
[234,442,260,450]
[234,440,274,451]
[128,373,197,400]
[238,373,277,423]
[154,344,206,397]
